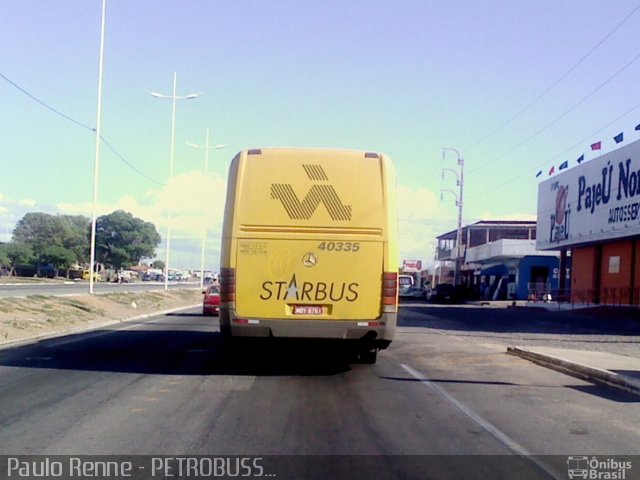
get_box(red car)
[202,285,221,316]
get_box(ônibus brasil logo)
[567,456,632,479]
[271,164,352,221]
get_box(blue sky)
[2,0,640,271]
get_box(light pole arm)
[440,189,458,202]
[442,168,460,184]
[145,89,202,100]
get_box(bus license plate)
[293,305,323,315]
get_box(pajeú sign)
[537,138,640,250]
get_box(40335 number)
[317,242,360,252]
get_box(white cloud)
[0,192,4,202]
[474,210,537,222]
[10,176,530,272]
[396,184,458,267]
[0,205,10,243]
[55,170,228,239]
[18,198,36,207]
[397,185,448,221]
[53,170,229,269]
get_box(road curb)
[506,346,640,397]
[0,303,201,351]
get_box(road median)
[507,346,640,397]
[0,289,203,349]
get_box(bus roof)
[228,148,395,232]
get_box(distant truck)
[398,274,415,296]
[82,270,101,282]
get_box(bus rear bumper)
[220,312,395,349]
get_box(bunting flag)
[559,160,569,170]
[591,141,602,150]
[614,132,624,143]
[536,170,542,178]
[577,154,584,164]
[548,165,555,176]
[635,123,640,131]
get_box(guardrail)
[527,282,551,302]
[570,287,640,307]
[529,287,640,308]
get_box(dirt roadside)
[0,289,203,347]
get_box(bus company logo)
[549,182,571,243]
[567,456,632,479]
[260,274,359,302]
[271,164,352,221]
[302,252,318,267]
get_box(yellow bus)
[219,148,398,363]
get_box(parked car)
[429,283,457,303]
[399,285,428,299]
[202,285,221,316]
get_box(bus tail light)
[220,267,236,302]
[233,318,259,325]
[382,272,398,312]
[358,321,386,327]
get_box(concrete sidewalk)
[507,346,640,397]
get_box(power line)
[0,72,94,132]
[467,101,640,199]
[463,3,640,155]
[0,72,166,187]
[100,136,166,186]
[467,49,640,176]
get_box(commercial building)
[537,138,640,305]
[436,220,562,300]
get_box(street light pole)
[442,147,464,286]
[89,0,106,295]
[186,129,226,289]
[146,72,201,291]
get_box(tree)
[95,210,161,270]
[0,246,8,270]
[0,242,35,276]
[12,212,89,267]
[13,212,62,255]
[61,215,91,264]
[152,260,165,270]
[40,245,76,277]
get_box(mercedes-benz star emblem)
[302,252,318,267]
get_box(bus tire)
[359,349,377,364]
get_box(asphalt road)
[0,281,200,298]
[0,304,638,480]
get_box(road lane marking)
[400,363,562,480]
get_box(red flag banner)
[591,141,602,150]
[548,166,555,176]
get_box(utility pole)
[442,148,464,286]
